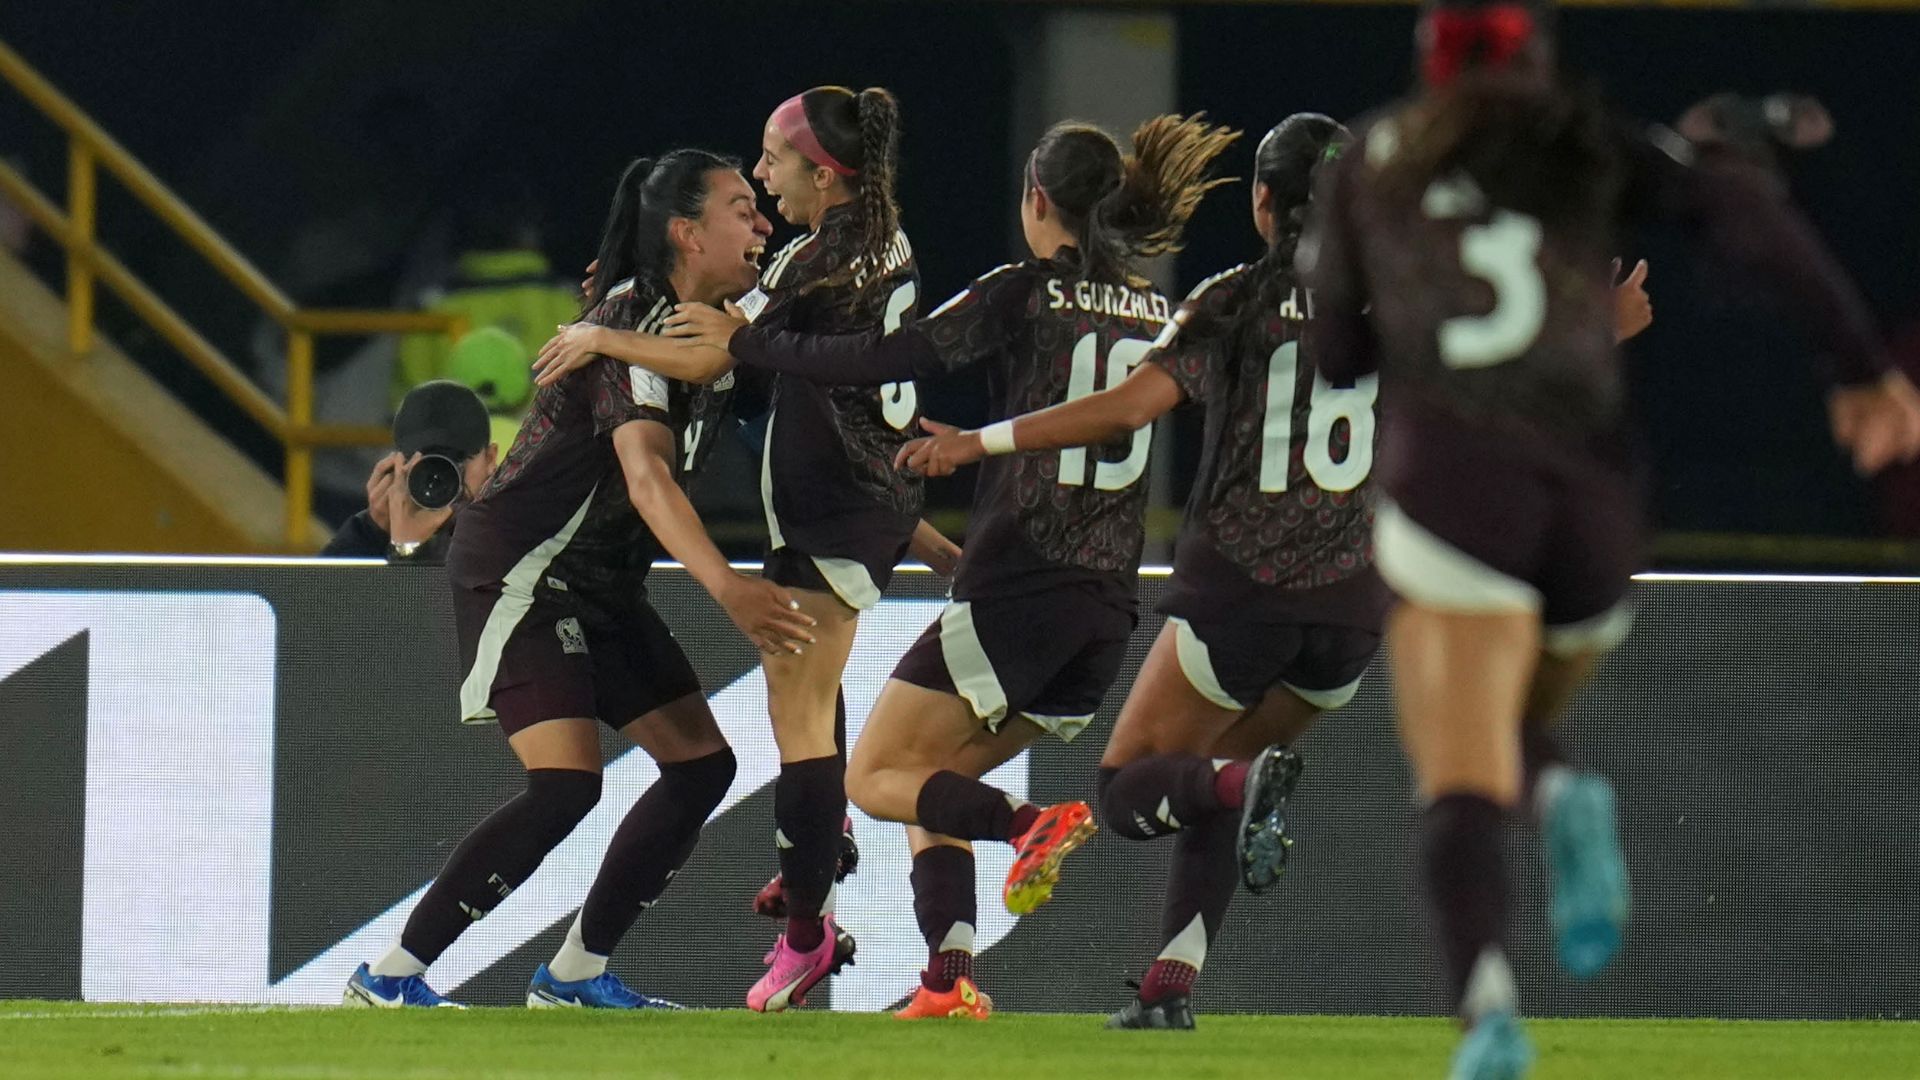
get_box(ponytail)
[1030,114,1239,285]
[582,157,654,315]
[851,87,903,302]
[581,149,739,317]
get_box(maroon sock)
[910,845,976,991]
[915,770,1033,843]
[1420,794,1511,1012]
[1139,959,1198,1004]
[1140,811,1238,1002]
[774,755,844,950]
[579,749,735,955]
[1099,754,1240,840]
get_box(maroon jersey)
[1307,103,1888,487]
[753,202,923,558]
[449,278,733,599]
[732,250,1172,609]
[1149,261,1390,631]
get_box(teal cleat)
[1542,770,1630,979]
[1448,1010,1534,1080]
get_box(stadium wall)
[0,558,1915,1018]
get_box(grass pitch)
[2,1003,1914,1079]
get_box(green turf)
[1,1004,1914,1080]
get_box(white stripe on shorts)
[1374,498,1542,614]
[1281,674,1365,712]
[810,556,882,611]
[1542,599,1635,657]
[938,601,1009,728]
[457,488,597,722]
[1018,711,1095,742]
[1168,616,1245,712]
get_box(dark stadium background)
[1,0,1916,546]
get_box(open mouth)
[743,244,765,270]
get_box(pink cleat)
[747,915,854,1013]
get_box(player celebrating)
[898,113,1380,1029]
[534,86,953,1012]
[668,114,1238,1020]
[1305,1,1920,1075]
[344,151,814,1010]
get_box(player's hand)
[388,453,456,544]
[1612,258,1652,344]
[909,520,963,577]
[663,302,748,353]
[719,574,819,656]
[532,322,606,388]
[895,418,987,478]
[365,452,402,533]
[1829,369,1920,475]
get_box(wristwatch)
[388,539,425,560]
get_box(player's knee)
[1096,765,1156,841]
[844,761,885,820]
[661,746,737,816]
[525,767,602,839]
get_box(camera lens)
[408,454,463,510]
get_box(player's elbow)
[623,460,676,515]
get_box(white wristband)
[978,420,1018,456]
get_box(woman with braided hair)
[535,85,954,1013]
[669,113,1238,1020]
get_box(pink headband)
[772,94,856,177]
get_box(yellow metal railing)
[0,37,465,550]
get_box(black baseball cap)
[393,380,492,458]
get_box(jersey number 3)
[1425,174,1547,370]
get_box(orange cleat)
[1003,801,1097,915]
[894,976,992,1020]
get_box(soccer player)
[1304,1,1920,1074]
[668,114,1239,1020]
[896,113,1378,1029]
[533,86,955,1012]
[344,150,815,1010]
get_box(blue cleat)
[342,962,464,1008]
[1449,1010,1534,1080]
[1235,744,1304,893]
[527,964,682,1010]
[1541,770,1630,978]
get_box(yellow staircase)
[0,37,462,554]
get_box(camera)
[407,453,464,510]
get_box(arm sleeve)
[1298,151,1380,386]
[728,265,1029,387]
[589,355,672,436]
[1147,271,1245,404]
[1623,129,1886,385]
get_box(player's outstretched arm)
[612,421,817,655]
[895,363,1183,479]
[533,322,735,388]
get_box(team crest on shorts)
[556,617,588,655]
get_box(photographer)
[320,380,499,561]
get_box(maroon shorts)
[1376,414,1642,654]
[1166,615,1381,713]
[453,574,701,736]
[890,585,1136,741]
